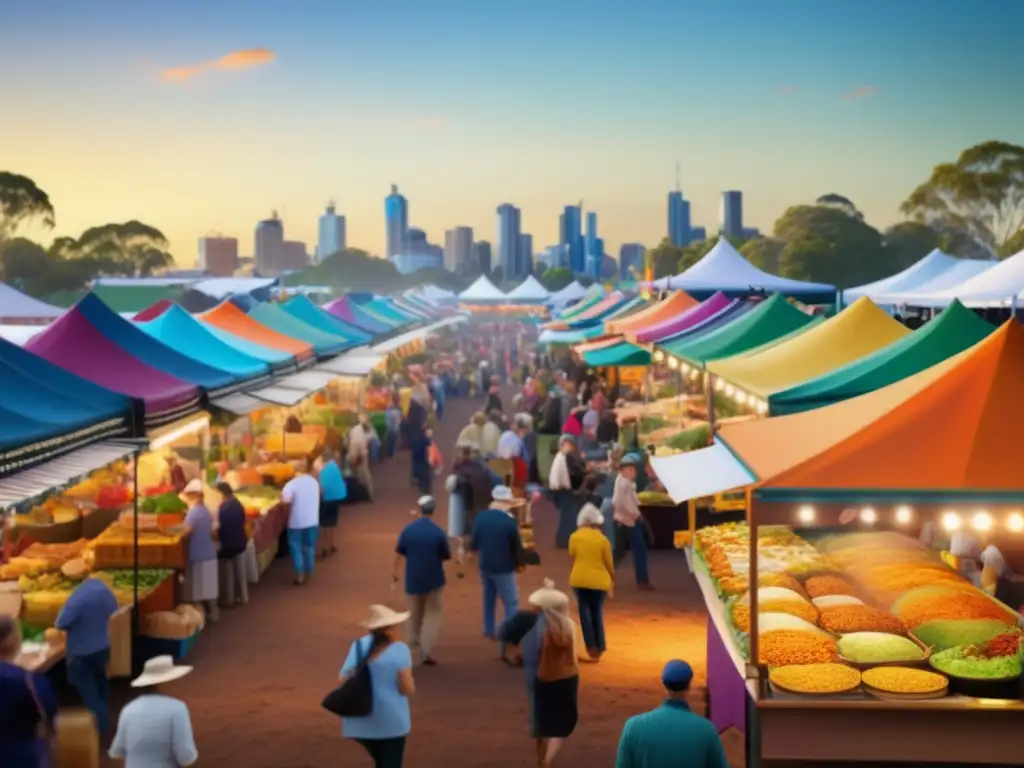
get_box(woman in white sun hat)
[339,605,416,767]
[109,655,198,766]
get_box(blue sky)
[2,0,1022,262]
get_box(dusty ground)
[110,390,710,767]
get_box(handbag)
[322,638,374,718]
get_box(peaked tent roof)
[661,294,819,365]
[632,292,733,344]
[767,299,994,415]
[0,282,63,320]
[200,302,315,360]
[138,305,272,380]
[555,287,604,318]
[583,341,652,368]
[133,299,173,322]
[605,291,696,335]
[197,320,297,370]
[365,298,415,326]
[549,280,589,306]
[566,293,632,328]
[842,249,959,302]
[877,258,997,305]
[505,275,551,302]
[73,293,239,391]
[282,296,373,344]
[707,297,910,401]
[458,275,507,302]
[26,304,199,419]
[323,296,391,334]
[898,248,1024,308]
[658,239,836,301]
[247,303,354,357]
[719,319,1024,495]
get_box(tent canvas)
[656,239,836,302]
[538,324,610,345]
[583,341,652,368]
[572,295,645,329]
[842,249,959,303]
[458,275,507,302]
[719,319,1024,495]
[548,280,589,306]
[248,303,355,357]
[365,298,415,326]
[73,293,239,391]
[896,248,1024,308]
[631,292,732,344]
[0,282,63,321]
[200,302,315,361]
[605,291,697,335]
[282,295,373,344]
[196,321,297,370]
[562,292,625,328]
[505,275,551,302]
[138,305,272,381]
[26,306,199,416]
[876,259,997,306]
[661,294,819,365]
[323,296,391,334]
[706,297,909,402]
[550,288,603,321]
[767,299,994,415]
[133,300,173,322]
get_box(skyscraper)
[585,212,603,279]
[619,243,646,280]
[496,204,522,279]
[444,226,474,273]
[518,233,533,276]
[316,202,346,261]
[668,191,692,246]
[720,191,744,238]
[254,212,283,274]
[473,241,492,274]
[198,236,239,277]
[559,205,584,273]
[384,184,409,260]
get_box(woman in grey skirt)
[181,479,220,621]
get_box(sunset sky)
[3,0,1023,264]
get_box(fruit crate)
[93,537,187,570]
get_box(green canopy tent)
[585,341,652,367]
[768,299,994,415]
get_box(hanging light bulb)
[796,505,815,524]
[715,379,725,392]
[1007,512,1024,533]
[859,507,878,524]
[668,357,679,370]
[941,511,962,532]
[972,511,993,532]
[653,351,665,363]
[894,505,913,524]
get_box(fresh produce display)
[256,462,296,484]
[234,486,281,517]
[912,619,1019,651]
[0,540,94,579]
[892,587,1017,629]
[92,523,186,569]
[818,605,905,635]
[732,600,818,632]
[862,667,948,695]
[759,629,838,667]
[769,663,861,694]
[837,633,926,664]
[636,490,673,505]
[18,568,172,629]
[262,433,318,459]
[804,575,858,599]
[930,638,1023,680]
[140,492,187,515]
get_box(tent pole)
[705,371,717,435]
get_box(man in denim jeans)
[55,574,119,735]
[469,485,524,640]
[612,454,654,591]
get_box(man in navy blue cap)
[615,659,728,768]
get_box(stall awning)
[0,440,141,508]
[649,441,755,505]
[317,353,383,377]
[209,393,267,417]
[245,386,313,407]
[370,316,464,354]
[276,371,337,391]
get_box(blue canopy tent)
[247,303,355,358]
[281,296,373,344]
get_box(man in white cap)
[392,496,451,665]
[469,485,525,640]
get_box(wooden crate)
[106,606,132,677]
[92,537,187,570]
[138,574,177,615]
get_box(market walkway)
[143,393,708,767]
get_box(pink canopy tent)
[632,292,735,344]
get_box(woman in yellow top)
[568,503,615,659]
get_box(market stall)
[199,302,317,365]
[323,295,393,335]
[281,295,374,345]
[248,302,356,357]
[654,320,1024,766]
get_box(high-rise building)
[316,202,346,261]
[584,212,603,279]
[254,212,284,275]
[542,244,570,270]
[668,191,692,246]
[692,226,707,242]
[518,233,533,276]
[720,191,744,238]
[559,205,584,273]
[384,184,409,260]
[619,243,646,280]
[473,241,492,274]
[496,204,522,279]
[198,236,239,277]
[444,226,474,273]
[279,241,310,272]
[392,227,443,274]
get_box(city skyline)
[5,0,1023,262]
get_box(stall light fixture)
[148,416,211,451]
[714,379,725,392]
[755,400,768,415]
[1007,512,1024,533]
[735,392,747,406]
[971,511,993,532]
[668,357,679,370]
[796,505,815,524]
[894,505,913,524]
[653,351,665,363]
[859,507,878,524]
[680,362,690,374]
[689,369,701,381]
[724,384,735,397]
[941,511,962,532]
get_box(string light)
[714,379,725,392]
[859,507,878,524]
[1007,513,1024,533]
[653,351,665,363]
[755,400,768,415]
[894,505,913,524]
[796,505,815,524]
[941,511,962,532]
[668,357,679,370]
[971,511,993,532]
[724,384,735,397]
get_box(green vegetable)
[103,569,172,592]
[913,620,1018,651]
[930,646,1023,680]
[664,424,711,452]
[838,632,925,663]
[140,492,186,515]
[21,623,44,642]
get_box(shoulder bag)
[322,638,374,718]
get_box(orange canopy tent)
[719,319,1024,496]
[200,302,315,361]
[604,290,696,336]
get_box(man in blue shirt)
[55,575,119,736]
[393,495,451,665]
[616,660,729,768]
[469,485,524,640]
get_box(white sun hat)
[492,485,514,503]
[131,655,193,688]
[528,578,570,610]
[360,604,411,631]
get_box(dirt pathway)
[157,391,708,767]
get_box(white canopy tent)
[649,441,755,505]
[548,280,589,306]
[504,275,550,302]
[0,282,63,322]
[653,239,835,301]
[0,325,46,346]
[842,249,959,303]
[875,258,996,305]
[895,248,1024,308]
[458,275,507,302]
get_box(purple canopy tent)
[633,292,735,344]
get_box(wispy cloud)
[843,85,877,101]
[777,85,797,95]
[161,48,275,83]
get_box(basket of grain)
[861,666,949,701]
[769,663,861,696]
